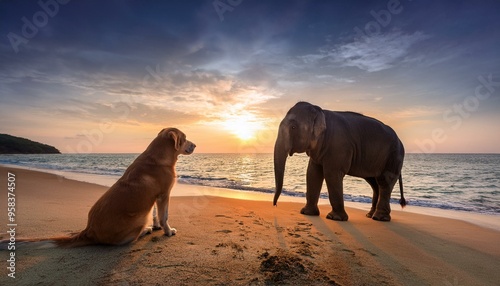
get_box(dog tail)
[47,231,95,248]
[1,231,94,250]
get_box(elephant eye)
[291,125,296,130]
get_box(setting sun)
[221,113,264,141]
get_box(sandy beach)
[1,166,499,285]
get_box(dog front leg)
[157,198,176,236]
[151,203,162,231]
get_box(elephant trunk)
[273,125,289,206]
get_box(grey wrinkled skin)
[274,102,406,222]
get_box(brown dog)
[4,128,195,248]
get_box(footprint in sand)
[294,222,313,232]
[287,231,301,238]
[308,234,323,242]
[253,219,263,225]
[215,241,246,260]
[215,214,232,219]
[242,211,256,218]
[294,241,315,258]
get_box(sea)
[0,153,499,216]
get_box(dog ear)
[167,130,182,150]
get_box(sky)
[1,0,499,153]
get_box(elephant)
[273,101,406,221]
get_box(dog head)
[159,128,196,155]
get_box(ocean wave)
[178,175,275,194]
[177,174,500,214]
[2,153,499,215]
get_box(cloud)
[387,106,442,120]
[314,74,356,83]
[140,67,277,113]
[302,31,431,72]
[53,100,201,127]
[333,31,431,72]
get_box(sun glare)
[222,113,264,141]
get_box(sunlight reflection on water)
[0,153,498,214]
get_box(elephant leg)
[372,174,397,222]
[325,173,348,221]
[301,159,323,216]
[365,177,379,218]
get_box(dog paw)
[142,227,153,235]
[152,225,162,231]
[165,228,177,237]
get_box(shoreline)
[0,166,499,285]
[2,163,499,231]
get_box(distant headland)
[0,134,61,154]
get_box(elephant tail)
[398,174,407,208]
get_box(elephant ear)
[312,107,326,139]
